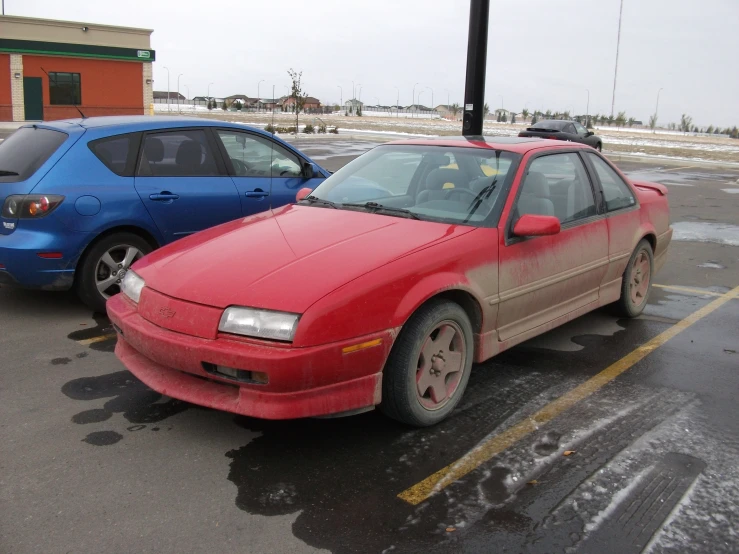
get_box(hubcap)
[415,321,466,410]
[95,245,143,299]
[629,250,651,307]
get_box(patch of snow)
[721,188,739,194]
[671,222,739,246]
[697,262,725,269]
[583,467,651,533]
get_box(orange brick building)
[0,15,155,121]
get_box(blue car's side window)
[215,130,303,178]
[137,130,219,177]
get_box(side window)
[586,153,636,212]
[137,130,218,177]
[517,153,596,224]
[89,133,138,176]
[216,130,302,178]
[574,122,588,136]
[565,123,577,134]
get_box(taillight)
[2,195,65,218]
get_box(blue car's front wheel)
[76,232,152,313]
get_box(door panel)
[23,77,44,121]
[497,152,608,341]
[214,129,320,214]
[134,129,241,243]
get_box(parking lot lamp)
[337,85,342,111]
[394,86,400,117]
[258,80,265,111]
[177,73,183,111]
[207,82,213,105]
[163,66,170,111]
[654,88,663,133]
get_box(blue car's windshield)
[302,144,520,226]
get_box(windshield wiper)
[301,195,338,209]
[343,201,420,220]
[0,170,20,176]
[464,150,501,224]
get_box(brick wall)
[10,54,25,121]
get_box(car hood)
[134,205,474,313]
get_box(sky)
[9,0,739,128]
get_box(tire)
[380,299,474,427]
[614,239,654,318]
[76,232,153,313]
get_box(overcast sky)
[11,0,739,127]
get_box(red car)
[108,137,672,427]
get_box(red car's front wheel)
[381,299,473,427]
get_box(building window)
[49,72,82,105]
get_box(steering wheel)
[230,158,251,175]
[444,188,478,202]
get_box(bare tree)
[287,68,308,133]
[615,111,627,128]
[679,114,693,134]
[649,114,658,132]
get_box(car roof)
[387,135,589,154]
[35,115,264,133]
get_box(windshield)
[303,145,520,226]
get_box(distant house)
[225,94,256,107]
[344,99,363,113]
[435,104,460,119]
[283,96,322,111]
[153,91,185,101]
[407,104,432,112]
[258,98,279,110]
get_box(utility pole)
[207,82,213,106]
[412,82,419,118]
[427,86,434,110]
[585,88,590,127]
[462,0,490,136]
[394,86,399,117]
[258,79,264,112]
[610,0,624,117]
[337,85,342,111]
[654,87,663,133]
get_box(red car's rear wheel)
[614,239,654,317]
[381,299,473,427]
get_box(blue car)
[0,116,328,311]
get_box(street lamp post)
[585,89,590,127]
[426,87,434,111]
[176,73,183,112]
[207,82,213,107]
[394,86,399,117]
[337,85,342,112]
[653,87,663,133]
[184,85,190,111]
[412,82,419,118]
[417,90,424,116]
[611,0,624,117]
[163,66,170,111]
[258,79,265,112]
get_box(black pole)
[462,0,490,137]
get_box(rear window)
[531,120,568,131]
[0,127,68,183]
[89,133,140,176]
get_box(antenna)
[40,67,86,119]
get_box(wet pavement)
[1,141,738,554]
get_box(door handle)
[150,192,180,201]
[245,190,269,198]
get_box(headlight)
[120,270,145,303]
[218,307,300,342]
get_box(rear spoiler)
[633,181,668,196]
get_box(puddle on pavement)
[62,370,190,445]
[671,221,739,247]
[721,188,739,194]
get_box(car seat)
[175,140,204,175]
[518,171,555,217]
[416,168,468,204]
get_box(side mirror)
[302,162,316,179]
[586,131,594,137]
[296,187,312,202]
[513,214,561,237]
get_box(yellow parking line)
[76,333,117,346]
[398,285,739,505]
[653,284,726,297]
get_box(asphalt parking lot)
[2,138,738,554]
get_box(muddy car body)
[108,137,671,426]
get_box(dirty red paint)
[107,140,671,420]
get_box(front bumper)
[108,294,396,420]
